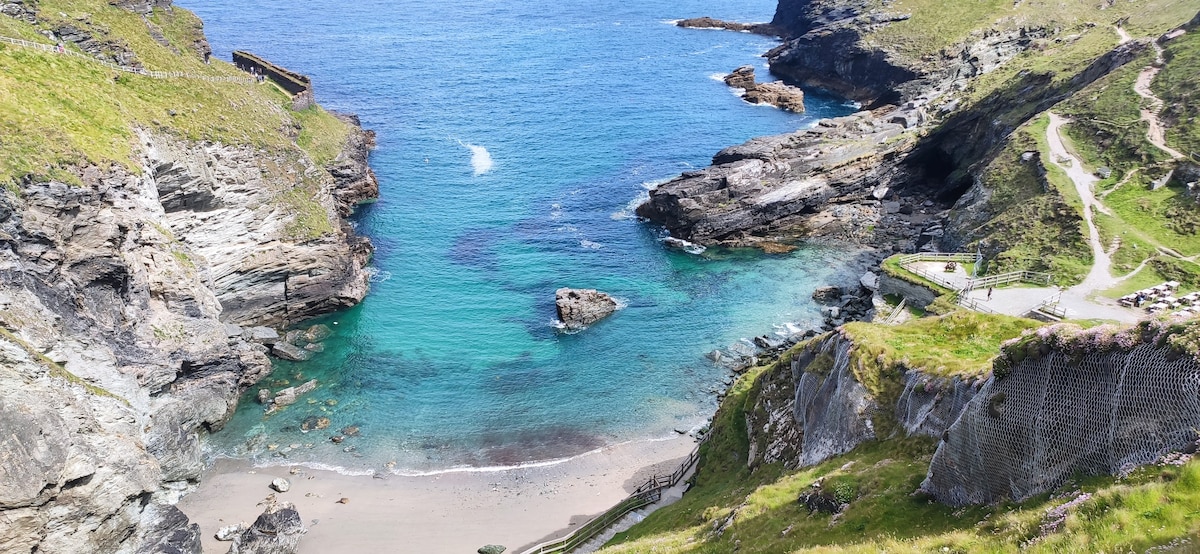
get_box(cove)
[186,0,858,473]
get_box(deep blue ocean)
[185,0,857,473]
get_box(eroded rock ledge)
[635,107,928,249]
[0,112,378,552]
[676,16,782,37]
[724,65,806,112]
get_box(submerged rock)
[555,288,619,330]
[272,342,312,362]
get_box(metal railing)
[896,252,978,265]
[962,271,1053,291]
[902,264,963,291]
[521,446,701,554]
[955,293,997,314]
[883,297,908,325]
[0,35,253,83]
[1029,294,1068,320]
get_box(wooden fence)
[520,446,701,554]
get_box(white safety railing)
[883,297,908,325]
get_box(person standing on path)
[987,286,994,301]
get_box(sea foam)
[457,140,495,176]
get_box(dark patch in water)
[448,228,500,271]
[471,426,606,467]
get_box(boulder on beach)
[270,478,290,493]
[227,500,306,554]
[555,288,619,330]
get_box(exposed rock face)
[0,0,38,23]
[923,322,1200,506]
[328,114,380,217]
[0,112,376,551]
[746,331,978,469]
[676,16,781,37]
[765,0,1046,107]
[554,288,618,330]
[724,66,806,112]
[227,501,306,554]
[143,130,374,328]
[636,110,918,247]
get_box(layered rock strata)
[0,115,376,551]
[745,331,982,469]
[724,65,806,112]
[636,109,923,248]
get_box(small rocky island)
[555,288,619,331]
[724,65,806,112]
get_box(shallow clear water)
[186,0,857,473]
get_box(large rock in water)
[724,66,806,112]
[555,288,618,330]
[227,501,306,554]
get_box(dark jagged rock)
[227,501,306,554]
[676,16,781,37]
[134,505,203,554]
[477,545,507,554]
[797,487,842,514]
[637,110,916,247]
[328,114,380,217]
[811,285,843,303]
[555,288,619,330]
[724,66,806,112]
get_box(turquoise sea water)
[186,0,857,473]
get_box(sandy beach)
[177,436,697,553]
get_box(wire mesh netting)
[924,342,1200,506]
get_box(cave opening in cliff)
[907,147,969,203]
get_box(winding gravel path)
[1132,35,1186,160]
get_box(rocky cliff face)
[636,109,924,248]
[642,1,1157,250]
[745,331,979,469]
[0,118,376,552]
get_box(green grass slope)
[601,317,1200,553]
[0,0,350,186]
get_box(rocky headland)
[640,0,1165,261]
[675,16,782,37]
[0,1,378,551]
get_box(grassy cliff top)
[864,0,1195,63]
[842,310,1041,381]
[0,0,350,185]
[603,339,1200,554]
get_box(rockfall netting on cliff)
[923,318,1200,506]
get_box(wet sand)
[177,436,697,553]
